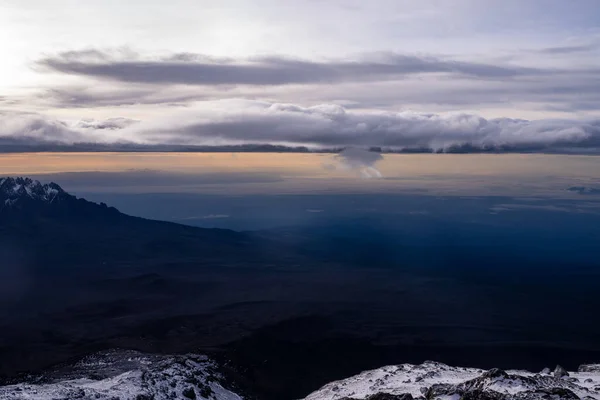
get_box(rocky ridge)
[303,361,600,400]
[0,350,243,400]
[0,177,65,207]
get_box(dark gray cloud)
[38,86,214,108]
[23,46,600,114]
[74,117,139,130]
[536,43,599,54]
[30,64,600,115]
[36,50,543,86]
[39,87,152,108]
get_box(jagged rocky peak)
[304,361,600,400]
[0,177,65,203]
[0,176,119,216]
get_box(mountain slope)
[0,177,301,383]
[0,177,264,268]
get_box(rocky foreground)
[1,351,599,400]
[0,350,242,400]
[304,361,600,400]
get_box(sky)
[1,0,600,152]
[3,151,599,229]
[2,152,598,196]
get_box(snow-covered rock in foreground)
[0,350,243,400]
[303,361,600,400]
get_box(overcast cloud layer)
[37,50,544,85]
[2,102,599,153]
[1,0,600,152]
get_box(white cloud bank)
[1,101,599,153]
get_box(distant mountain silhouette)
[1,177,120,220]
[0,177,260,269]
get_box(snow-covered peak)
[0,350,243,400]
[303,361,600,400]
[0,177,64,206]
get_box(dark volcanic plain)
[1,179,600,400]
